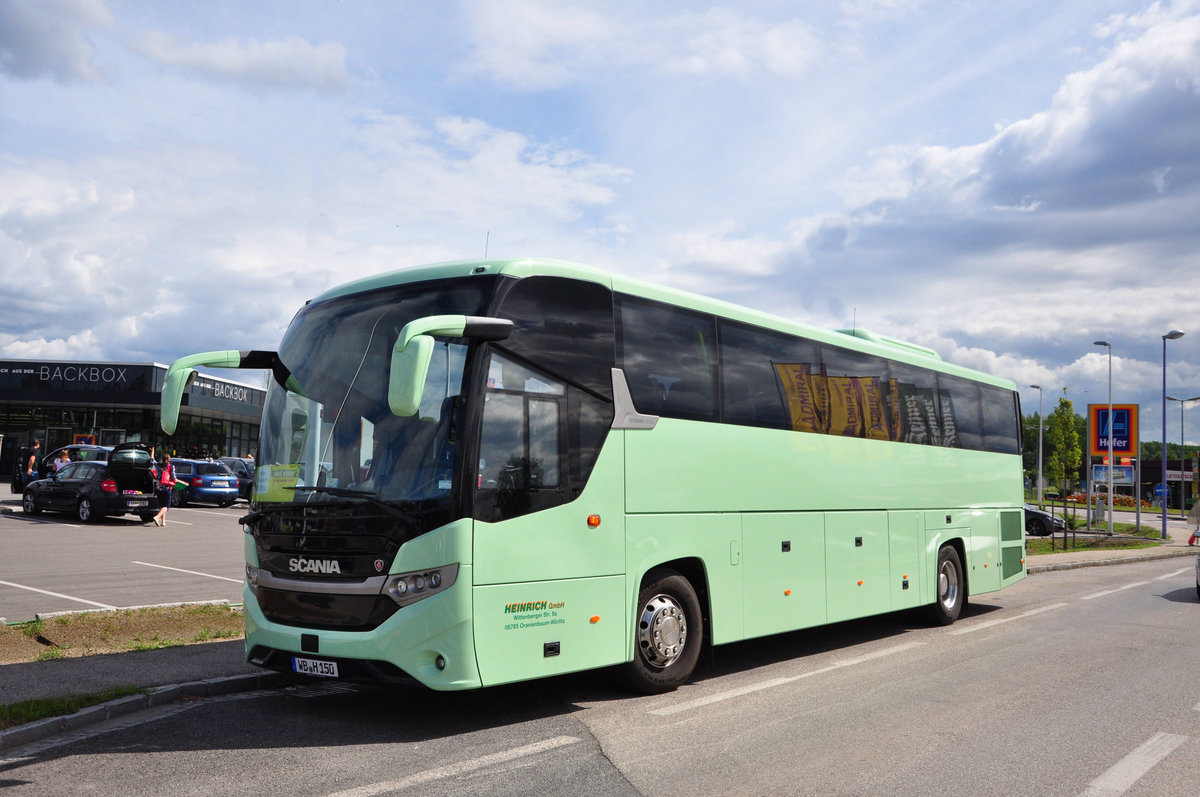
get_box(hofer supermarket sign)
[1088,404,1138,458]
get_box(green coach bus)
[161,258,1025,693]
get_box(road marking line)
[1081,581,1150,600]
[1079,732,1187,797]
[651,641,924,717]
[948,602,1068,635]
[1153,567,1190,580]
[0,579,115,609]
[177,508,240,518]
[132,561,242,583]
[8,515,83,528]
[326,736,581,797]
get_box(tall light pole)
[1166,394,1200,517]
[1031,384,1044,504]
[1093,341,1113,536]
[1162,330,1185,539]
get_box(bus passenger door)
[470,351,626,686]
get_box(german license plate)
[292,657,339,678]
[212,479,228,487]
[127,499,147,508]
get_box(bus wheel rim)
[637,594,687,669]
[938,561,958,609]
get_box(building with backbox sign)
[1,358,263,482]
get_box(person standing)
[54,449,71,472]
[25,440,41,484]
[152,453,176,527]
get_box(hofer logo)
[288,557,342,575]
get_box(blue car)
[169,458,239,507]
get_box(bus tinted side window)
[886,362,943,446]
[477,353,564,521]
[719,321,816,431]
[617,297,717,422]
[819,345,891,440]
[477,276,616,521]
[495,276,615,399]
[936,374,983,450]
[980,383,1021,454]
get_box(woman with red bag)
[152,452,177,527]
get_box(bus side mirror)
[387,315,514,417]
[389,334,435,417]
[160,349,243,435]
[161,349,300,435]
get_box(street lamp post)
[1166,394,1200,518]
[1093,341,1113,535]
[1031,384,1044,505]
[1162,330,1185,540]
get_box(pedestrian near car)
[25,440,40,483]
[151,453,176,527]
[53,449,71,472]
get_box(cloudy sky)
[2,0,1199,443]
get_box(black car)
[1024,503,1066,536]
[41,444,112,474]
[22,443,159,523]
[219,457,255,501]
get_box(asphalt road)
[2,557,1198,796]
[0,499,246,623]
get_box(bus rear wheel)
[622,569,703,694]
[928,544,965,625]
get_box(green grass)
[0,686,144,731]
[1026,522,1164,556]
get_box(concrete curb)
[1026,547,1197,573]
[0,670,298,752]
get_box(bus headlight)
[246,564,260,593]
[384,563,458,607]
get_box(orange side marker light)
[784,589,791,596]
[589,616,600,624]
[587,514,601,528]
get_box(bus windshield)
[255,278,494,507]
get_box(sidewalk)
[1,502,1196,752]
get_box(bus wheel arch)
[622,563,706,694]
[928,540,967,625]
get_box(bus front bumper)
[242,566,481,691]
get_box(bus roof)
[309,258,1015,389]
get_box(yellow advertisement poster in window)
[774,363,826,433]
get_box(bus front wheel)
[622,569,703,694]
[928,544,965,625]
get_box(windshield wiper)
[286,485,422,525]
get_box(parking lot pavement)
[0,495,1196,751]
[0,496,246,623]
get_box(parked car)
[1024,503,1066,536]
[170,458,238,507]
[219,456,255,501]
[41,444,112,474]
[22,443,158,523]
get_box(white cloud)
[460,0,824,89]
[127,31,348,93]
[0,0,112,83]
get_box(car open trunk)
[106,443,157,496]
